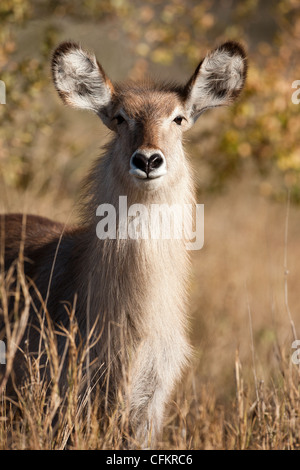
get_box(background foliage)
[1,0,300,202]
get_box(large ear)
[184,41,247,122]
[52,42,114,127]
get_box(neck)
[76,144,195,374]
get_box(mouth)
[129,168,167,180]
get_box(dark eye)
[173,116,184,125]
[115,115,125,125]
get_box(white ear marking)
[185,41,247,122]
[52,42,113,114]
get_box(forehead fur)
[113,80,185,119]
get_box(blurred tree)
[0,0,299,202]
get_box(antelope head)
[52,41,247,193]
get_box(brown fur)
[0,40,247,446]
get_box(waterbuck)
[0,40,247,446]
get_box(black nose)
[149,153,163,172]
[132,153,163,175]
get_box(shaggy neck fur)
[76,139,195,403]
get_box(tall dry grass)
[0,173,300,450]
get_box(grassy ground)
[0,166,299,449]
